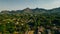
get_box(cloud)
[0,0,60,11]
[37,0,60,9]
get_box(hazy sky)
[0,0,60,11]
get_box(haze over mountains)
[1,7,60,14]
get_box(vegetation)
[0,8,60,34]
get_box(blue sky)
[0,0,60,11]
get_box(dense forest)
[0,7,60,34]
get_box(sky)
[0,0,60,11]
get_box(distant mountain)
[1,7,60,14]
[49,7,60,13]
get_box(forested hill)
[1,7,60,14]
[0,7,60,34]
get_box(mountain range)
[1,7,60,14]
